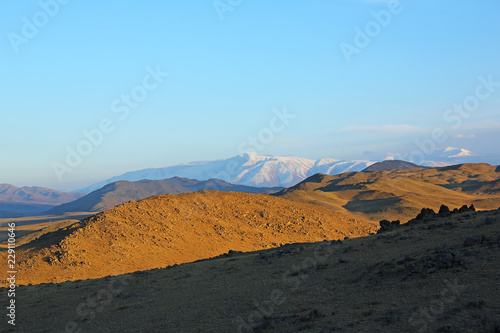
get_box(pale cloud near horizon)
[453,134,476,139]
[342,124,422,133]
[444,147,458,152]
[442,120,500,132]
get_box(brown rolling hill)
[2,191,375,286]
[275,163,500,223]
[3,206,499,332]
[361,159,422,172]
[46,177,283,215]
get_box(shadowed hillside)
[3,206,499,332]
[361,159,422,172]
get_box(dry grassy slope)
[2,191,375,286]
[46,178,282,215]
[0,212,93,245]
[276,163,500,223]
[4,208,499,332]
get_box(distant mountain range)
[76,153,376,193]
[47,177,282,215]
[76,149,478,194]
[1,150,480,218]
[0,184,84,218]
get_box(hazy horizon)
[2,151,499,193]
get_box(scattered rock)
[416,208,436,220]
[372,250,465,280]
[396,256,414,265]
[343,246,355,253]
[377,220,401,233]
[289,262,328,277]
[426,267,438,274]
[464,235,485,247]
[485,234,500,247]
[437,207,452,218]
[439,205,450,214]
[379,219,391,228]
[227,249,241,256]
[305,309,324,320]
[467,300,486,309]
[459,205,469,213]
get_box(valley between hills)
[0,162,499,332]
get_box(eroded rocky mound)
[2,191,375,285]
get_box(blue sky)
[1,0,499,191]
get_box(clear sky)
[1,0,499,191]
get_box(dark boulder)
[437,204,452,217]
[379,220,391,228]
[377,220,401,233]
[438,205,450,214]
[416,208,436,220]
[459,205,469,213]
[464,234,485,247]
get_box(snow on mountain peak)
[75,147,479,194]
[449,148,472,158]
[76,154,375,193]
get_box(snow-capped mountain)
[76,153,375,193]
[443,147,472,158]
[76,148,478,194]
